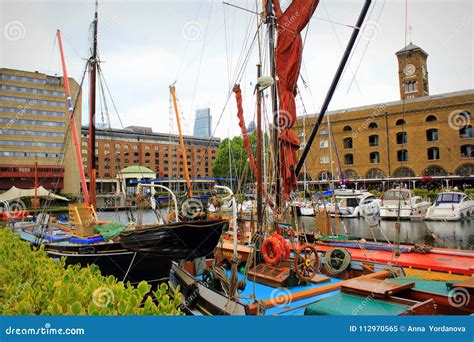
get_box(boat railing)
[136,183,179,222]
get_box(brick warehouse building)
[0,68,82,194]
[80,125,220,190]
[293,43,473,188]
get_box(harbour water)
[99,210,474,250]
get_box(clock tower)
[396,43,429,100]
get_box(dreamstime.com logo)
[361,21,380,41]
[182,21,203,41]
[448,287,471,308]
[181,198,204,219]
[269,287,292,307]
[0,199,27,220]
[92,287,114,308]
[4,323,85,336]
[3,20,26,41]
[448,110,470,130]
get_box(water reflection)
[99,210,474,250]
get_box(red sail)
[234,84,258,176]
[233,84,274,208]
[274,0,319,199]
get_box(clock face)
[403,64,416,76]
[422,64,427,77]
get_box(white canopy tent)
[0,186,69,202]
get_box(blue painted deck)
[199,270,342,315]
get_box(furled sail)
[274,0,319,199]
[233,84,274,208]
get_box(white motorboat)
[379,188,430,220]
[425,191,474,221]
[328,190,381,218]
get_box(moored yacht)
[379,188,430,220]
[328,189,381,218]
[425,191,474,221]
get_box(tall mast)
[57,29,90,207]
[256,64,263,232]
[170,85,193,198]
[88,0,98,210]
[265,0,281,210]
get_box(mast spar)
[170,85,193,198]
[88,0,98,210]
[265,0,281,212]
[57,30,91,207]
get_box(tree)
[212,134,256,186]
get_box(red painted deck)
[315,244,474,275]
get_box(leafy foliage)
[212,135,257,185]
[0,229,183,315]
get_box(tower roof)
[395,43,428,56]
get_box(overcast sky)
[1,0,472,139]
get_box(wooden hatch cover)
[451,278,474,294]
[341,278,414,298]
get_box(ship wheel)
[294,244,319,282]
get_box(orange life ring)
[262,237,283,265]
[272,233,291,259]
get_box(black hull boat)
[120,219,228,260]
[43,241,171,286]
[17,226,171,286]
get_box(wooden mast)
[170,85,193,198]
[57,29,90,207]
[88,0,98,210]
[256,64,263,232]
[265,0,281,212]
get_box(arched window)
[344,154,354,165]
[426,128,439,141]
[396,119,406,126]
[298,173,313,182]
[425,115,437,122]
[427,147,440,160]
[369,135,379,146]
[368,122,378,129]
[392,167,415,178]
[369,152,380,164]
[460,125,473,138]
[344,169,358,179]
[423,165,447,176]
[343,125,352,132]
[318,171,333,181]
[365,168,385,179]
[461,145,474,158]
[396,132,407,144]
[397,149,408,162]
[343,137,353,149]
[320,128,328,135]
[456,164,474,176]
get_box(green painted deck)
[304,293,408,316]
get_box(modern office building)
[293,43,474,187]
[0,68,82,194]
[193,108,212,137]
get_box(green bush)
[0,228,183,315]
[464,188,474,198]
[368,190,382,198]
